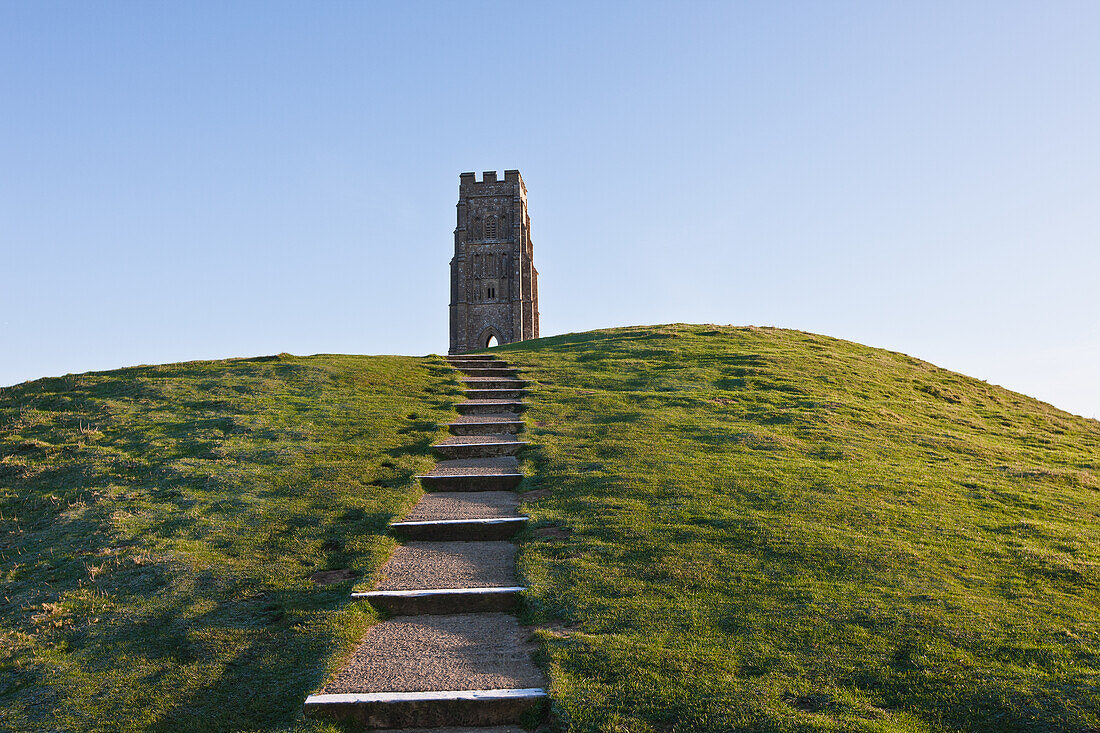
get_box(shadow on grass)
[0,354,450,731]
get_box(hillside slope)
[498,325,1100,733]
[0,354,458,732]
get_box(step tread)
[463,389,529,395]
[456,369,519,375]
[355,586,525,598]
[403,492,520,521]
[460,376,527,383]
[374,542,516,591]
[449,413,522,424]
[421,457,520,477]
[392,517,528,528]
[317,613,545,694]
[307,689,545,703]
[433,435,527,447]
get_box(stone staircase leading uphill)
[304,354,546,729]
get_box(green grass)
[5,326,1099,732]
[0,353,459,732]
[492,324,1100,733]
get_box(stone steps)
[305,613,545,727]
[447,415,525,436]
[390,517,528,542]
[446,357,509,366]
[449,360,509,369]
[455,400,528,416]
[355,586,525,615]
[460,377,529,390]
[304,689,545,729]
[432,435,528,459]
[463,388,528,400]
[307,356,544,728]
[402,491,520,521]
[445,354,499,362]
[454,367,519,378]
[417,457,523,491]
[373,541,517,592]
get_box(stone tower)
[449,170,539,354]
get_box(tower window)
[485,217,497,239]
[487,286,495,299]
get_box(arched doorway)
[478,326,503,349]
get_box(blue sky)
[1,2,1098,418]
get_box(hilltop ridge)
[2,325,1098,731]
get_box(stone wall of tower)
[449,170,540,354]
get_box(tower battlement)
[449,170,539,354]
[459,170,524,185]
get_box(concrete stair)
[461,377,530,390]
[306,354,545,727]
[391,516,528,542]
[447,414,525,436]
[355,586,524,615]
[432,435,528,459]
[417,458,524,491]
[463,387,528,400]
[455,400,528,416]
[454,367,520,378]
[304,613,545,727]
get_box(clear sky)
[2,2,1098,419]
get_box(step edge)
[352,586,526,599]
[305,688,547,705]
[391,517,529,527]
[431,442,530,449]
[417,473,525,479]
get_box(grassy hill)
[495,325,1100,732]
[2,326,1099,732]
[0,354,459,732]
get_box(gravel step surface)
[403,492,520,521]
[319,613,544,694]
[379,727,525,733]
[455,378,523,385]
[434,435,524,446]
[376,542,517,590]
[450,413,522,424]
[423,457,520,476]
